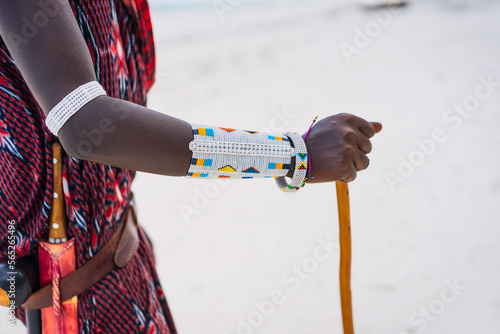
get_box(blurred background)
[139,0,500,333]
[10,0,500,333]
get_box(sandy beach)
[6,0,500,333]
[139,1,500,333]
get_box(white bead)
[45,82,107,135]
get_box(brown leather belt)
[23,203,140,310]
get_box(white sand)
[139,1,500,333]
[6,0,500,333]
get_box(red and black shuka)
[0,0,176,333]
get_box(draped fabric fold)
[0,1,175,332]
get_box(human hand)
[295,113,382,183]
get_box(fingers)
[358,120,382,138]
[336,113,382,137]
[316,114,380,183]
[342,145,369,182]
[353,150,370,171]
[342,164,357,182]
[358,121,376,138]
[357,135,372,154]
[371,122,383,133]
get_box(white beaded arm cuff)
[275,132,308,192]
[45,81,107,135]
[187,124,296,179]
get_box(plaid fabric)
[0,1,176,333]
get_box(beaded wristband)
[187,125,296,179]
[275,132,308,193]
[45,81,107,135]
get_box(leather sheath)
[23,204,139,310]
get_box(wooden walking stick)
[336,181,354,334]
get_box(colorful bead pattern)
[187,125,295,179]
[276,132,309,192]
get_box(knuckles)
[358,157,370,171]
[336,112,354,122]
[342,129,357,143]
[311,113,375,183]
[344,170,357,182]
[364,140,373,153]
[341,144,356,157]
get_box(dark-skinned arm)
[0,1,381,182]
[0,0,193,176]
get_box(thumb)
[371,122,382,134]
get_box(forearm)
[58,94,297,178]
[58,96,194,176]
[0,1,381,184]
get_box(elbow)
[58,121,108,162]
[58,129,90,161]
[55,96,110,161]
[57,118,98,162]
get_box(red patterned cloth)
[0,1,176,333]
